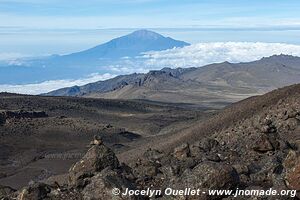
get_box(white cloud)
[0,52,29,61]
[141,42,300,68]
[2,42,300,95]
[0,73,115,95]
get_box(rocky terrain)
[0,93,208,190]
[46,55,300,106]
[1,84,299,199]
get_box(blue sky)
[1,0,300,29]
[1,0,300,56]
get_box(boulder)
[205,153,221,162]
[249,171,272,187]
[286,159,300,191]
[179,161,239,191]
[173,143,190,160]
[233,164,249,175]
[48,189,83,200]
[143,149,164,162]
[81,168,136,200]
[17,183,51,200]
[283,150,298,169]
[252,135,274,153]
[286,165,300,190]
[284,151,300,191]
[133,158,161,179]
[69,144,119,186]
[198,138,219,152]
[43,173,69,186]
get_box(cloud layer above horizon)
[142,42,300,68]
[2,42,300,95]
[0,73,115,95]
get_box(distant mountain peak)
[127,29,164,40]
[67,30,190,59]
[2,30,190,85]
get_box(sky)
[1,0,300,57]
[1,0,300,29]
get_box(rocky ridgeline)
[0,110,48,125]
[1,88,300,199]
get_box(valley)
[0,93,212,189]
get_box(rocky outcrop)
[67,139,137,200]
[0,110,48,125]
[81,168,136,200]
[68,142,119,186]
[179,162,239,190]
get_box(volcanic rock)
[0,185,16,199]
[286,163,300,191]
[1,110,48,120]
[82,168,136,200]
[173,143,190,160]
[0,112,5,125]
[17,183,51,200]
[179,161,239,192]
[252,135,274,153]
[68,143,119,186]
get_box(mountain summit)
[125,29,166,40]
[66,29,190,59]
[0,30,190,84]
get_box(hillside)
[0,93,207,190]
[46,54,300,106]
